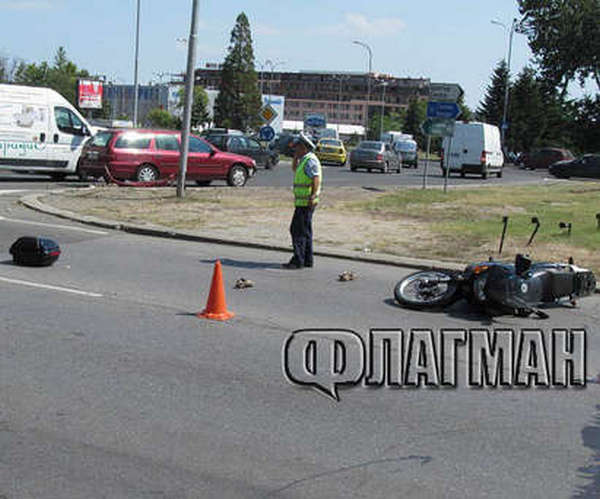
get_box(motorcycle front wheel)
[394,270,460,309]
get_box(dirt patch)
[43,185,435,259]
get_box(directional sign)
[259,103,277,124]
[421,118,455,137]
[429,83,463,102]
[259,125,275,141]
[427,101,461,120]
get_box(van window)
[54,106,86,135]
[89,131,114,148]
[114,133,152,149]
[155,134,180,151]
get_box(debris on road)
[338,270,357,282]
[235,278,254,289]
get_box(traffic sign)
[421,118,455,137]
[429,83,463,102]
[259,103,277,124]
[259,125,275,141]
[426,101,461,120]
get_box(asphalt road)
[0,160,552,191]
[1,189,600,498]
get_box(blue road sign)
[259,125,275,141]
[426,101,461,120]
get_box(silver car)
[349,141,401,173]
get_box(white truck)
[0,83,96,180]
[441,122,504,179]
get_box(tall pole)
[379,81,387,138]
[133,0,141,127]
[353,40,372,138]
[176,0,200,199]
[492,18,517,149]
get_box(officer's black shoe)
[282,261,302,269]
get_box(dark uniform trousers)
[289,206,315,267]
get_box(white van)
[441,122,504,179]
[0,84,95,180]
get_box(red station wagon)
[78,129,257,187]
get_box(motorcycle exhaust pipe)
[527,217,540,246]
[498,216,509,255]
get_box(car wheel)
[368,168,372,173]
[497,170,503,178]
[136,164,159,182]
[76,162,88,182]
[196,180,212,186]
[460,171,466,178]
[227,164,248,187]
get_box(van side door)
[51,106,89,172]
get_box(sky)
[0,0,595,111]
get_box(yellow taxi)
[315,138,347,166]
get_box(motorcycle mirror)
[527,217,541,246]
[498,216,509,255]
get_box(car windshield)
[396,142,417,152]
[358,141,383,150]
[321,140,341,146]
[89,131,113,147]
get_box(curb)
[19,188,465,272]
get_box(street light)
[377,80,388,138]
[133,0,141,127]
[491,18,520,149]
[334,74,350,132]
[352,40,372,137]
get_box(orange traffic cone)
[198,260,235,321]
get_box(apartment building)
[194,68,430,127]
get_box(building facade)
[194,68,430,128]
[103,84,169,124]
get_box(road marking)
[0,276,103,297]
[0,189,30,196]
[0,216,109,235]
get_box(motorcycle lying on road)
[394,254,596,318]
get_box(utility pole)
[133,0,141,127]
[176,0,200,199]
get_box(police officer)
[282,132,322,269]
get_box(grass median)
[44,181,600,272]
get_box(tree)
[518,0,600,95]
[13,47,89,107]
[476,60,508,127]
[569,95,600,153]
[457,94,473,121]
[177,85,210,129]
[403,98,427,149]
[145,108,178,129]
[213,13,262,131]
[368,110,405,140]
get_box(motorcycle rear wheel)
[394,270,459,309]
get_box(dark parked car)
[349,140,401,173]
[549,154,600,179]
[269,132,298,157]
[204,133,279,168]
[521,147,574,170]
[78,129,257,187]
